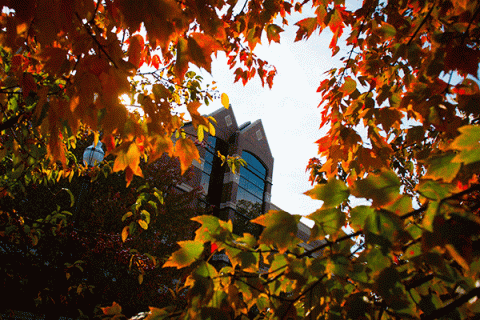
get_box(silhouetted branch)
[422,287,480,320]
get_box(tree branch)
[0,113,24,132]
[299,231,362,258]
[422,287,480,320]
[406,1,436,46]
[75,12,119,69]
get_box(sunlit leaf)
[266,24,283,44]
[121,226,129,242]
[252,210,301,253]
[352,170,400,207]
[138,219,148,230]
[163,241,204,269]
[174,137,200,173]
[221,93,229,109]
[304,178,349,209]
[295,17,318,41]
[424,153,461,182]
[449,125,480,164]
[350,205,375,231]
[339,77,356,96]
[308,208,345,241]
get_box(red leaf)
[151,54,161,69]
[444,46,480,77]
[187,33,222,73]
[295,17,318,41]
[128,34,145,69]
[21,72,37,99]
[175,38,189,83]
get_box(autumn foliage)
[1,0,480,319]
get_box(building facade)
[183,106,274,238]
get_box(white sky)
[196,10,352,216]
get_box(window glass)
[237,150,267,211]
[242,151,266,178]
[200,136,217,193]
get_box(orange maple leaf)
[174,137,200,174]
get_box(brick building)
[182,106,323,256]
[182,105,274,238]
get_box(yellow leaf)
[121,226,129,242]
[113,142,144,185]
[221,93,229,109]
[138,219,148,230]
[138,274,144,284]
[197,125,205,142]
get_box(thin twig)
[406,1,436,46]
[299,231,362,258]
[75,12,119,69]
[422,287,480,320]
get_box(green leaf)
[417,180,455,201]
[375,22,396,39]
[62,188,75,207]
[358,246,391,276]
[304,178,349,209]
[424,153,461,182]
[450,125,480,150]
[141,209,151,224]
[252,210,301,253]
[122,211,133,222]
[163,240,204,269]
[307,208,346,241]
[339,77,356,95]
[266,24,283,44]
[325,254,350,278]
[350,205,375,231]
[352,170,400,207]
[422,201,439,232]
[192,215,233,244]
[375,267,414,314]
[364,209,402,242]
[453,148,480,165]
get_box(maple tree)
[2,0,480,319]
[157,0,480,319]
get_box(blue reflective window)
[237,151,267,209]
[200,136,217,193]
